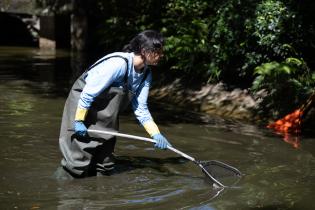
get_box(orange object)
[267,108,302,133]
[267,92,315,147]
[268,92,315,133]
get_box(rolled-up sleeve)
[78,58,126,109]
[131,72,153,125]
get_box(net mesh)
[200,160,242,187]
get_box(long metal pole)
[86,129,239,188]
[87,129,196,162]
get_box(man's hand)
[74,121,87,136]
[152,133,171,150]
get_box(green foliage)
[208,0,257,84]
[207,0,303,86]
[89,0,168,54]
[161,0,213,82]
[252,1,290,49]
[251,57,314,118]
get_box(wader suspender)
[86,55,149,94]
[87,55,129,88]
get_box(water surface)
[0,47,315,210]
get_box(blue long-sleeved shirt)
[78,52,153,125]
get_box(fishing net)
[200,160,242,188]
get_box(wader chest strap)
[87,55,129,85]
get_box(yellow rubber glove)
[74,106,88,136]
[74,107,88,121]
[143,120,171,149]
[143,120,160,137]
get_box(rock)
[150,80,259,121]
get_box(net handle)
[87,129,196,162]
[72,129,241,188]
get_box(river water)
[0,47,315,210]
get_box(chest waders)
[59,55,148,177]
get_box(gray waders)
[59,55,147,178]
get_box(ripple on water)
[52,164,221,209]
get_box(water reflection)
[275,132,301,149]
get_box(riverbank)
[150,79,260,122]
[150,78,315,134]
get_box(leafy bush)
[251,57,315,119]
[207,0,304,86]
[88,0,168,54]
[161,0,213,83]
[207,0,255,85]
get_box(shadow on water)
[0,46,93,98]
[52,156,202,183]
[114,156,190,176]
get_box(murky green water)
[1,47,315,210]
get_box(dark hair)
[123,30,164,54]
